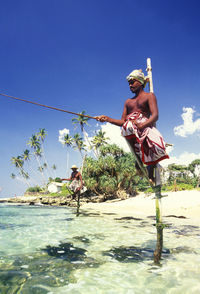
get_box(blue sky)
[1,0,200,198]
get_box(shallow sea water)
[0,204,200,294]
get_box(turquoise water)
[0,204,200,294]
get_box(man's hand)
[75,187,82,192]
[134,122,145,130]
[95,115,110,122]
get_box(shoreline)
[1,190,200,224]
[0,193,100,207]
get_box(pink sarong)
[121,112,169,165]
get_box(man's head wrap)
[126,69,146,87]
[71,165,78,170]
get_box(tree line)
[11,111,200,195]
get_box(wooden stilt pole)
[146,58,164,264]
[76,155,86,217]
[76,191,81,217]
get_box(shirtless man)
[61,165,83,199]
[96,69,169,182]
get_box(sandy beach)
[82,190,200,225]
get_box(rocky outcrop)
[2,194,101,207]
[1,189,134,206]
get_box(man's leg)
[147,165,156,183]
[126,137,157,184]
[147,164,162,186]
[126,137,148,176]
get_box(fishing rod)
[0,93,96,119]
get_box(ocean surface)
[0,204,200,294]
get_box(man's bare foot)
[149,179,155,186]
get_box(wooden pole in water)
[76,191,81,217]
[146,58,164,263]
[76,155,86,217]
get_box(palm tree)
[37,128,47,141]
[22,149,31,161]
[52,164,57,178]
[37,128,53,178]
[82,145,139,196]
[38,166,44,173]
[34,147,46,184]
[63,134,73,147]
[27,135,46,184]
[73,133,86,158]
[72,111,89,132]
[91,130,109,157]
[72,111,96,157]
[20,170,30,180]
[11,156,30,187]
[11,156,23,169]
[22,149,38,186]
[63,134,73,173]
[27,135,41,151]
[11,173,16,179]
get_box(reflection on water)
[0,204,200,293]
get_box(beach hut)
[47,182,64,193]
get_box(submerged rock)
[0,241,102,293]
[73,236,91,244]
[103,246,170,263]
[42,242,87,262]
[103,246,154,262]
[114,216,143,221]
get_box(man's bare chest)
[126,97,149,114]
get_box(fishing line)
[0,93,96,119]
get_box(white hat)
[71,165,78,169]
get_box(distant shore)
[0,193,101,207]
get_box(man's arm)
[61,176,72,181]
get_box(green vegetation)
[11,128,57,189]
[49,184,73,197]
[82,144,148,196]
[54,177,62,183]
[162,183,195,191]
[26,186,42,193]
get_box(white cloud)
[174,107,200,137]
[161,151,200,167]
[100,123,130,152]
[83,124,129,157]
[82,130,97,156]
[58,128,70,145]
[165,145,174,155]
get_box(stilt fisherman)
[61,165,83,199]
[95,69,169,182]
